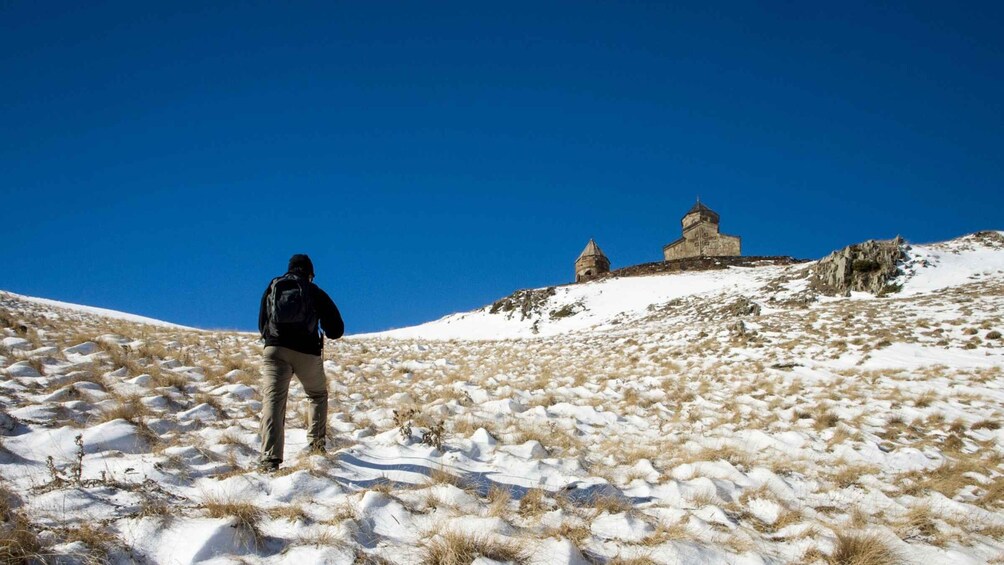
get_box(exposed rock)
[488,287,556,321]
[810,237,906,296]
[549,301,584,320]
[729,320,749,336]
[721,296,761,318]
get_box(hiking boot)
[306,439,326,455]
[258,460,280,473]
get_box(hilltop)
[1,232,1003,564]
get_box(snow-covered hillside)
[368,231,1004,341]
[1,232,1003,564]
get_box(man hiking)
[258,254,344,472]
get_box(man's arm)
[314,287,345,340]
[258,285,271,337]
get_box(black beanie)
[288,254,314,277]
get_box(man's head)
[288,254,314,280]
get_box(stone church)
[574,239,610,282]
[662,201,741,261]
[573,200,742,283]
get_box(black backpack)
[266,274,318,338]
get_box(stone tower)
[575,239,610,282]
[663,200,741,261]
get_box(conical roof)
[577,239,607,259]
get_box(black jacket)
[259,274,344,355]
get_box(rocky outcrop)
[810,237,906,296]
[489,287,557,321]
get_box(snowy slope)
[896,231,1004,295]
[1,231,1003,565]
[367,231,1004,341]
[1,290,191,329]
[364,265,791,340]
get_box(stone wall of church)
[575,256,610,282]
[664,233,741,261]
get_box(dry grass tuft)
[899,460,980,497]
[0,513,43,564]
[270,504,309,523]
[96,395,150,424]
[296,528,347,548]
[641,520,689,545]
[980,477,1004,508]
[421,530,528,565]
[485,485,512,518]
[425,467,472,491]
[321,501,357,524]
[202,494,266,547]
[972,419,1001,431]
[518,488,549,517]
[608,557,658,565]
[815,411,841,431]
[61,523,118,561]
[828,464,879,489]
[587,492,634,515]
[828,532,900,565]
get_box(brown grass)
[815,411,841,431]
[828,532,900,565]
[95,395,150,424]
[421,530,528,565]
[424,467,471,491]
[828,464,879,489]
[980,476,1004,507]
[899,460,981,497]
[893,504,944,546]
[640,520,689,545]
[151,368,189,391]
[485,485,512,518]
[608,557,658,565]
[543,520,590,544]
[202,495,266,547]
[972,419,1001,431]
[61,523,118,561]
[518,488,549,517]
[270,504,309,523]
[296,528,347,548]
[0,512,43,564]
[586,492,634,515]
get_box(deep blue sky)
[1,2,1002,333]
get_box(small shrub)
[393,408,417,440]
[421,421,445,451]
[851,260,880,273]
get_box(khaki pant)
[260,346,327,464]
